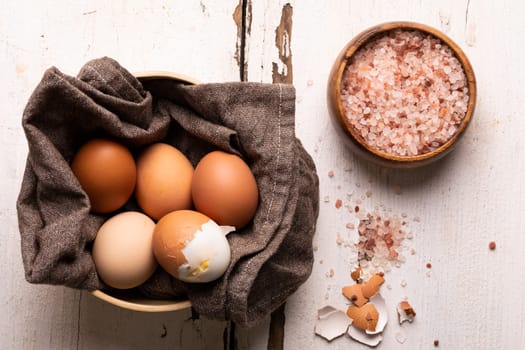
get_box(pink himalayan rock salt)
[340,29,469,156]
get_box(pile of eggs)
[71,139,259,289]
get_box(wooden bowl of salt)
[328,21,476,168]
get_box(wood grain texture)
[0,1,240,349]
[249,0,525,349]
[3,0,525,349]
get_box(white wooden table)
[1,1,523,349]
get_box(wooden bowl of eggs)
[87,72,259,312]
[328,21,476,168]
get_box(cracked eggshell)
[351,266,362,282]
[346,303,379,332]
[361,273,385,299]
[366,294,388,335]
[347,326,383,347]
[153,210,231,283]
[342,284,368,307]
[397,300,416,324]
[317,306,339,319]
[314,306,352,342]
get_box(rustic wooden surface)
[1,0,523,349]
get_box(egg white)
[177,221,232,283]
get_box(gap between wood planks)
[230,1,293,350]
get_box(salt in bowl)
[327,21,476,168]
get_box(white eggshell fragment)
[314,306,352,342]
[318,305,339,319]
[347,326,383,347]
[220,225,236,236]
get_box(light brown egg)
[135,143,194,220]
[191,151,258,229]
[71,138,136,214]
[92,211,157,289]
[153,210,232,283]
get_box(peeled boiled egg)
[92,211,157,289]
[71,138,136,214]
[191,151,259,229]
[152,210,233,283]
[135,143,194,220]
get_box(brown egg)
[135,143,194,220]
[93,211,157,289]
[71,138,136,214]
[153,210,232,283]
[191,151,258,229]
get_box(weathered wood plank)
[0,1,241,349]
[4,0,525,349]
[248,0,525,349]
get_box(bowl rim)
[89,70,199,312]
[90,289,192,312]
[329,21,477,165]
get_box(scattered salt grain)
[400,280,407,287]
[336,233,344,245]
[323,196,330,203]
[340,29,469,156]
[395,331,407,344]
[354,210,411,275]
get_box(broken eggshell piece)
[350,266,362,282]
[397,300,417,324]
[346,303,379,332]
[344,293,388,347]
[314,306,353,342]
[347,326,383,347]
[361,273,385,299]
[342,284,368,307]
[365,294,388,335]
